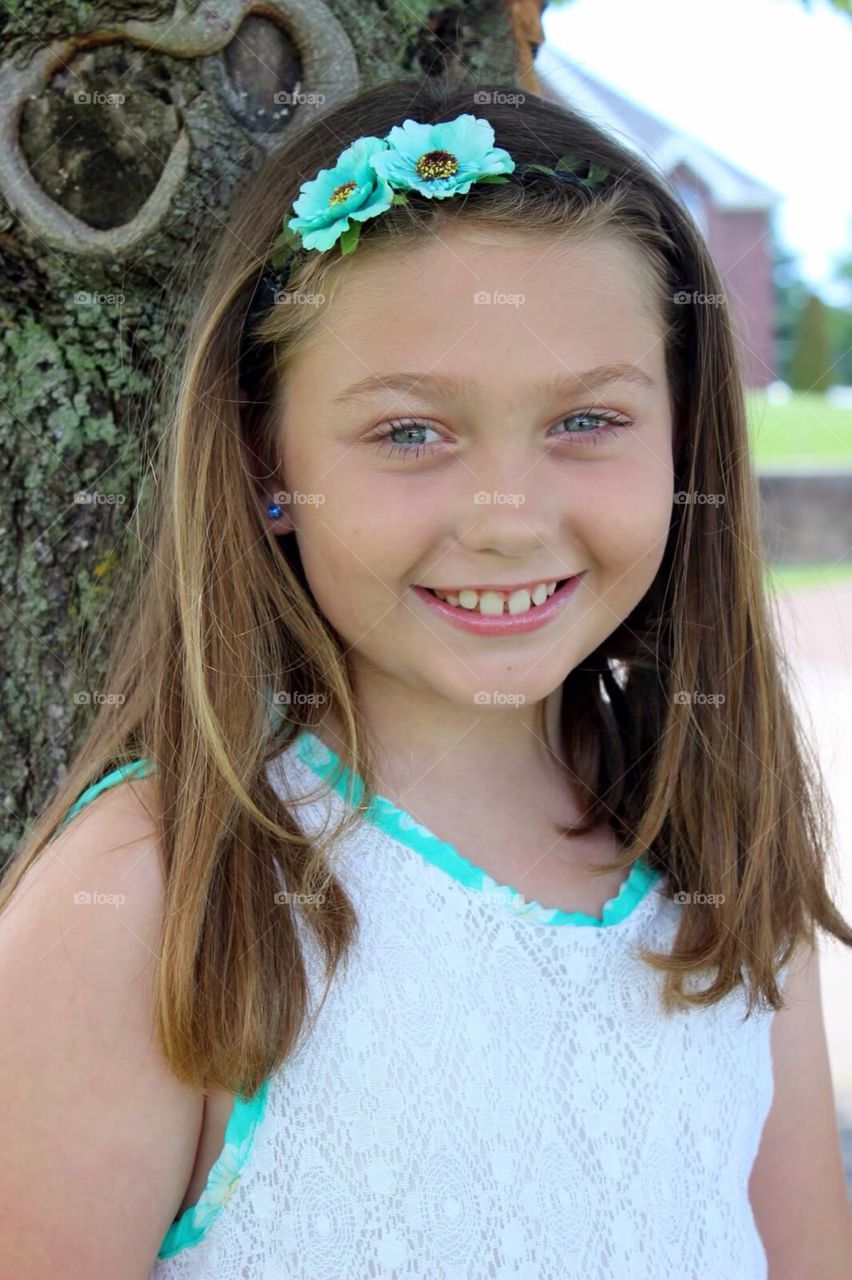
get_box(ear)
[255,486,295,532]
[255,482,297,535]
[240,396,297,536]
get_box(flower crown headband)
[240,112,609,373]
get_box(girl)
[1,77,851,1280]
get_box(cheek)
[576,457,673,573]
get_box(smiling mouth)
[421,578,572,616]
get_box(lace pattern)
[148,736,785,1279]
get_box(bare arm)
[748,941,852,1279]
[0,781,203,1279]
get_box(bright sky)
[541,0,852,301]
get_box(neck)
[310,668,569,804]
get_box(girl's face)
[271,227,674,715]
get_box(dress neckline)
[290,729,662,929]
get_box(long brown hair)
[4,77,851,1095]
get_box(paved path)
[771,577,852,1194]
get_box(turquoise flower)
[287,135,396,252]
[368,114,515,199]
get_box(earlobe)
[262,495,296,535]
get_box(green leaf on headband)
[555,154,581,172]
[391,192,410,204]
[269,226,300,265]
[269,245,290,269]
[475,174,511,184]
[338,221,361,255]
[269,239,298,269]
[519,163,557,177]
[586,162,609,184]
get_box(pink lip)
[412,574,585,635]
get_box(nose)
[455,454,564,559]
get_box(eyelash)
[368,409,633,460]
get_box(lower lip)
[411,575,585,635]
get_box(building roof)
[534,44,782,211]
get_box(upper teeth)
[429,581,560,615]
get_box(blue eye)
[371,420,443,461]
[369,410,632,460]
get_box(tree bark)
[0,0,542,854]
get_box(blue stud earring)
[266,502,282,519]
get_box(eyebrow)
[332,362,656,404]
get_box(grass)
[746,391,852,467]
[741,392,852,592]
[764,562,852,594]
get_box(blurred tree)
[825,237,852,385]
[788,293,834,393]
[769,226,810,384]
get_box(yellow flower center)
[328,180,357,206]
[415,149,458,180]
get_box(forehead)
[288,227,668,398]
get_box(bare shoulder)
[0,776,204,1279]
[748,941,852,1278]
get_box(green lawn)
[746,391,852,467]
[742,392,852,591]
[764,562,852,594]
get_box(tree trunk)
[0,0,544,854]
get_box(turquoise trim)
[57,759,272,1260]
[293,729,662,927]
[58,758,155,830]
[156,1077,271,1259]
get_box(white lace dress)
[140,729,784,1279]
